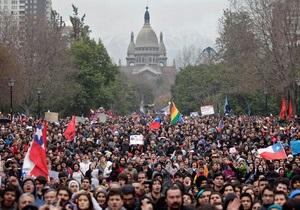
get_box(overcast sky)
[52,0,230,65]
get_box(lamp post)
[296,78,300,115]
[263,87,268,116]
[7,77,15,118]
[37,87,42,119]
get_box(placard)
[45,112,58,122]
[130,135,144,145]
[75,116,86,125]
[200,105,215,116]
[49,170,59,180]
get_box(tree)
[217,0,300,111]
[69,4,90,41]
[70,36,119,114]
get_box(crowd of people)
[1,114,300,210]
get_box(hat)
[290,190,300,199]
[211,154,218,158]
[267,204,282,210]
[121,185,135,195]
[288,154,294,158]
[96,189,108,197]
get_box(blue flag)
[291,141,300,155]
[248,104,251,116]
[224,95,231,115]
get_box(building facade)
[121,7,177,105]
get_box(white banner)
[200,105,215,116]
[130,135,144,145]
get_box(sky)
[52,0,230,65]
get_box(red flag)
[149,116,161,130]
[280,98,287,120]
[24,121,48,178]
[64,115,76,142]
[105,109,115,118]
[288,99,293,120]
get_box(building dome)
[135,7,159,48]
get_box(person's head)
[261,186,274,205]
[95,190,107,206]
[174,171,183,183]
[222,183,235,198]
[258,178,269,192]
[107,189,124,210]
[213,172,224,189]
[251,201,262,210]
[151,178,162,194]
[68,180,80,194]
[199,188,212,205]
[117,173,128,187]
[1,185,17,209]
[44,189,57,205]
[240,193,252,210]
[275,179,289,194]
[165,185,183,210]
[18,193,35,210]
[81,177,91,191]
[22,178,36,195]
[109,182,121,190]
[245,188,255,203]
[274,191,288,206]
[57,187,72,205]
[209,191,223,204]
[121,185,136,209]
[182,193,193,205]
[137,172,146,183]
[35,176,47,192]
[76,192,93,210]
[140,196,153,210]
[291,175,300,190]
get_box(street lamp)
[7,77,15,118]
[263,87,268,116]
[37,87,42,119]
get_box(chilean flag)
[22,121,48,178]
[258,142,287,160]
[149,116,161,130]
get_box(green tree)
[69,4,90,41]
[70,36,119,115]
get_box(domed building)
[121,7,177,104]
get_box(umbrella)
[0,117,11,124]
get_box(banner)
[45,112,58,122]
[200,105,214,116]
[130,135,144,145]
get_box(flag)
[161,105,170,115]
[149,116,161,130]
[291,141,300,155]
[248,104,251,116]
[64,115,76,142]
[258,142,287,160]
[224,95,231,115]
[288,99,293,120]
[22,121,48,178]
[280,98,287,120]
[105,109,115,118]
[217,120,223,133]
[170,102,184,125]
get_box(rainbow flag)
[171,102,184,125]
